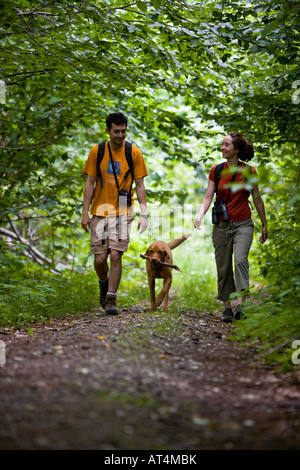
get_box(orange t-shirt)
[209,162,257,222]
[83,141,148,216]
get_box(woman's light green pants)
[212,218,254,302]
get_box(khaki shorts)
[90,214,134,255]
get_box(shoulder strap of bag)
[96,142,106,189]
[215,161,251,201]
[242,162,251,198]
[214,162,225,195]
[107,142,120,191]
[124,142,134,180]
[96,141,133,189]
[215,161,238,203]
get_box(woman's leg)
[213,223,235,303]
[233,219,254,297]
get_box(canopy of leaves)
[0,0,299,366]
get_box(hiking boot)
[235,305,246,320]
[99,278,108,308]
[221,308,233,323]
[105,293,118,315]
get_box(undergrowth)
[0,240,218,329]
[0,262,99,329]
[1,233,299,372]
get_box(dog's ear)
[161,250,167,262]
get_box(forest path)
[0,303,300,450]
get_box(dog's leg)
[162,281,170,311]
[148,273,156,311]
[155,276,172,310]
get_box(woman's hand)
[259,226,268,243]
[193,217,202,230]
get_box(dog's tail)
[168,234,190,250]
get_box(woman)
[194,132,268,322]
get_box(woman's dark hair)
[106,112,128,130]
[228,132,254,162]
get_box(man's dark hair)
[106,112,128,130]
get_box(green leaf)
[261,20,277,38]
[151,0,161,9]
[136,1,147,13]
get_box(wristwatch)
[140,214,148,218]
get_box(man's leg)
[94,253,109,308]
[104,214,133,315]
[108,249,123,293]
[94,253,109,281]
[104,249,123,315]
[89,216,110,308]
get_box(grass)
[0,264,99,329]
[0,235,221,329]
[2,236,297,370]
[97,390,159,408]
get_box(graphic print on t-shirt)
[108,160,121,176]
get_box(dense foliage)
[0,0,299,367]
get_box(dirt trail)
[0,303,300,450]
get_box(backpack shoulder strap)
[97,141,134,189]
[124,142,134,180]
[240,162,251,197]
[97,142,106,189]
[214,162,225,194]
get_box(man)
[81,112,148,315]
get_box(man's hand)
[81,214,91,232]
[137,216,148,234]
[135,178,148,234]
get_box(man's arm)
[135,177,148,234]
[81,175,95,232]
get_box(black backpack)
[96,141,134,189]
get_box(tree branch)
[16,11,58,17]
[0,225,63,274]
[0,135,63,151]
[17,23,104,84]
[6,68,54,78]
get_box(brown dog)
[141,235,190,311]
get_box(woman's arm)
[194,179,216,230]
[252,184,268,244]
